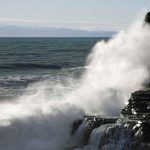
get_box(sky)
[0,0,150,31]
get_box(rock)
[119,90,150,144]
[70,90,150,149]
[71,119,83,135]
[81,116,118,145]
[145,12,150,24]
[121,90,150,117]
[71,116,118,146]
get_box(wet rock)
[71,116,118,147]
[71,119,83,135]
[70,90,150,149]
[81,116,118,145]
[121,90,150,144]
[121,90,150,116]
[145,12,150,24]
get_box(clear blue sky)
[0,0,150,31]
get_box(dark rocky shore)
[69,89,150,150]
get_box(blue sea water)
[0,37,108,99]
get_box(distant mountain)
[0,25,116,37]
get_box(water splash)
[69,19,150,116]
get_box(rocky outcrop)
[71,116,118,146]
[121,90,150,143]
[70,90,150,150]
[145,12,150,24]
[121,90,150,116]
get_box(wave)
[69,66,88,70]
[0,63,64,70]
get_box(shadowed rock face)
[145,12,150,24]
[121,90,150,116]
[121,90,150,143]
[71,116,118,146]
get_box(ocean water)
[0,37,107,100]
[0,37,112,150]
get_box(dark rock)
[121,90,150,144]
[71,116,118,146]
[121,90,150,117]
[145,12,150,24]
[70,89,150,149]
[71,119,83,135]
[81,116,118,145]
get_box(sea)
[0,37,111,150]
[0,37,108,101]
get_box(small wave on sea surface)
[0,63,64,70]
[0,66,83,100]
